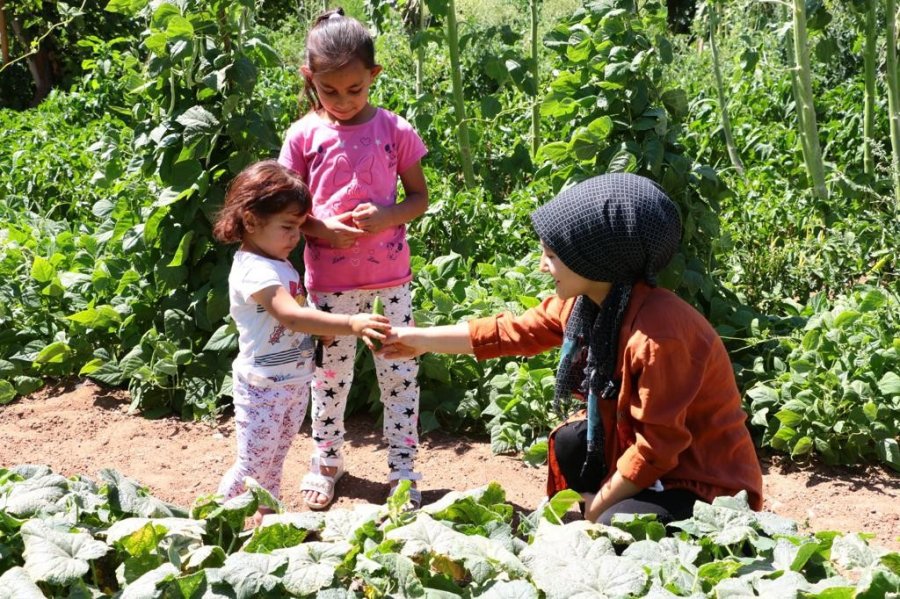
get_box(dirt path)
[1,381,897,551]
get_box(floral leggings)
[310,284,419,475]
[218,373,310,501]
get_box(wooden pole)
[0,0,10,65]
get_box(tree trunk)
[709,1,744,175]
[446,0,475,188]
[790,0,828,200]
[1,0,9,65]
[10,17,53,106]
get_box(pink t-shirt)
[278,108,427,292]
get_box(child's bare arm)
[253,285,389,347]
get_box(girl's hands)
[322,212,366,248]
[351,202,392,234]
[376,326,427,360]
[348,313,391,350]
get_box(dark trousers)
[553,419,702,525]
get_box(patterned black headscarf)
[531,173,681,482]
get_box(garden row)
[1,464,898,597]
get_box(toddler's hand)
[351,202,392,234]
[348,313,391,350]
[324,212,366,248]
[377,327,426,360]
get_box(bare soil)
[1,381,897,551]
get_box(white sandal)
[300,455,344,510]
[388,469,423,510]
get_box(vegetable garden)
[1,0,899,595]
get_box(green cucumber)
[371,296,384,349]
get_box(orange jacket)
[468,282,763,510]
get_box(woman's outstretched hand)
[377,327,427,360]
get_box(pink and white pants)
[309,284,419,475]
[218,372,310,500]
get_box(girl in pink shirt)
[278,8,429,510]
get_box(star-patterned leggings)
[218,372,310,501]
[310,284,419,475]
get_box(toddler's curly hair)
[213,160,311,244]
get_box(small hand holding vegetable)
[350,309,390,351]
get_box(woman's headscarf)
[531,173,682,482]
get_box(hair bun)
[315,7,345,26]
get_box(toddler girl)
[278,8,429,509]
[212,160,390,520]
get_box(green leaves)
[221,552,286,598]
[176,106,220,145]
[21,520,109,585]
[745,286,900,470]
[276,542,349,596]
[2,465,899,597]
[0,568,45,599]
[104,0,149,16]
[385,513,528,584]
[535,0,721,314]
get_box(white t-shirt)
[228,250,316,384]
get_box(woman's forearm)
[584,470,642,522]
[400,322,474,355]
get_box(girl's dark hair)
[213,160,311,244]
[302,7,376,110]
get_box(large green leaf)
[275,541,350,596]
[106,517,206,549]
[320,503,384,543]
[221,552,287,599]
[167,231,195,267]
[203,323,239,352]
[166,15,193,41]
[176,106,220,145]
[243,523,307,553]
[30,256,55,283]
[67,305,122,329]
[121,563,180,599]
[475,580,538,598]
[386,513,527,584]
[521,520,644,598]
[0,567,44,599]
[21,520,109,585]
[877,372,900,396]
[0,379,15,405]
[100,469,186,518]
[33,341,73,364]
[0,473,69,517]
